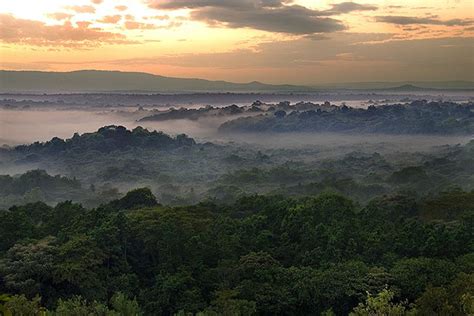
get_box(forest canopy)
[220,101,474,135]
[0,188,473,315]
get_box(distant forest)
[220,101,474,135]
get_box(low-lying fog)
[0,108,471,151]
[0,108,232,145]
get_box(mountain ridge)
[0,70,310,93]
[1,70,473,92]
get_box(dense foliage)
[0,188,472,315]
[139,104,261,122]
[220,101,474,135]
[0,170,121,209]
[1,125,473,208]
[14,125,195,155]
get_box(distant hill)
[316,81,474,90]
[1,70,472,93]
[0,70,311,93]
[383,84,434,91]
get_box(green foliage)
[109,292,142,316]
[415,272,474,315]
[391,258,458,300]
[3,295,45,316]
[2,128,473,209]
[0,293,141,316]
[0,237,57,300]
[108,188,158,210]
[53,296,112,316]
[0,189,472,314]
[420,190,474,220]
[350,289,415,316]
[415,286,455,315]
[15,126,195,155]
[198,290,256,316]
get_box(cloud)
[376,16,474,26]
[91,0,103,4]
[146,15,170,20]
[321,2,378,15]
[304,34,330,41]
[115,5,128,11]
[147,0,346,34]
[76,21,93,28]
[65,5,96,13]
[0,14,133,48]
[124,21,157,30]
[25,34,474,83]
[98,15,122,23]
[46,12,73,21]
[123,20,182,30]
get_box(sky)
[0,0,473,85]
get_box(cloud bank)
[146,0,365,34]
[0,14,132,47]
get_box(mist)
[0,108,220,146]
[1,107,471,152]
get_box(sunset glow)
[1,0,473,84]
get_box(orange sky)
[1,0,473,84]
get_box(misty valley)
[1,93,473,208]
[2,0,474,312]
[0,91,473,315]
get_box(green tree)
[109,188,158,210]
[109,292,142,316]
[198,290,256,316]
[415,286,455,315]
[53,234,107,301]
[0,237,57,300]
[3,295,45,316]
[350,289,415,316]
[53,296,113,316]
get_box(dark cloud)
[191,5,345,34]
[376,16,474,26]
[149,0,270,10]
[147,0,347,34]
[0,14,132,47]
[304,34,330,41]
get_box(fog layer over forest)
[1,91,473,209]
[1,90,473,145]
[1,90,474,315]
